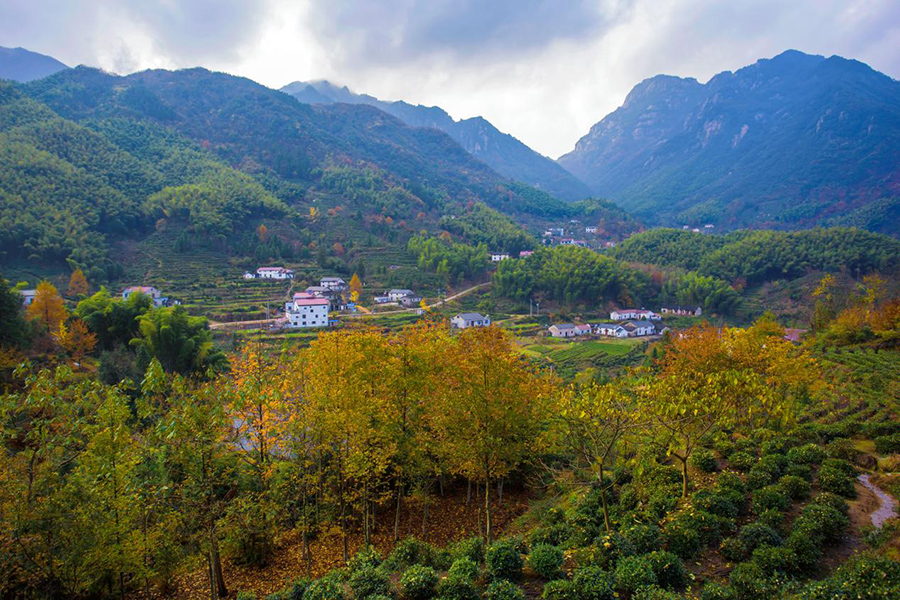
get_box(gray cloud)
[306,0,629,65]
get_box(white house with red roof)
[122,286,169,307]
[285,292,330,328]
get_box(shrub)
[529,523,574,548]
[305,576,345,600]
[745,466,773,490]
[614,555,657,593]
[662,519,702,559]
[785,532,821,574]
[483,580,524,600]
[349,566,391,600]
[289,579,311,600]
[728,563,772,600]
[785,463,812,480]
[485,540,524,581]
[449,537,484,564]
[752,485,790,514]
[716,472,746,494]
[436,574,478,600]
[824,438,856,461]
[400,565,438,600]
[267,592,289,600]
[793,503,849,544]
[750,545,795,574]
[786,443,826,465]
[690,448,718,472]
[388,538,437,570]
[874,433,900,455]
[756,509,784,531]
[799,553,900,598]
[738,523,782,553]
[761,437,798,456]
[699,583,735,600]
[719,537,748,562]
[238,593,257,600]
[818,458,856,498]
[811,492,849,515]
[621,523,661,554]
[756,454,788,478]
[693,489,739,519]
[643,551,686,590]
[714,439,735,458]
[541,580,575,600]
[570,565,615,600]
[527,544,564,580]
[727,452,755,472]
[632,586,680,600]
[448,557,479,582]
[592,531,636,568]
[778,475,811,500]
[348,547,383,573]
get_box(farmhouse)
[559,238,588,247]
[660,306,702,317]
[388,289,415,302]
[610,309,661,321]
[19,289,36,306]
[595,320,656,338]
[400,295,423,308]
[490,252,510,262]
[585,226,598,234]
[451,313,490,329]
[122,286,169,308]
[256,267,294,280]
[320,277,347,291]
[285,293,330,328]
[549,324,578,338]
[519,250,534,258]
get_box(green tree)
[130,306,226,375]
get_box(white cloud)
[2,0,899,157]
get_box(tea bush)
[484,580,524,600]
[486,540,524,581]
[400,565,438,600]
[818,458,856,498]
[690,448,718,472]
[614,554,657,593]
[570,565,615,600]
[527,544,564,580]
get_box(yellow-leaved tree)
[26,281,67,331]
[67,268,89,297]
[640,320,820,497]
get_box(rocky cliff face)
[559,50,900,234]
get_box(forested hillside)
[559,50,900,234]
[282,80,593,202]
[0,67,563,284]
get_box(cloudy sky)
[3,0,899,157]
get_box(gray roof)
[552,323,577,330]
[389,289,413,295]
[456,312,487,321]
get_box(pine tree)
[67,268,89,297]
[26,281,67,331]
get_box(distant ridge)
[281,80,593,202]
[0,46,68,82]
[559,50,900,235]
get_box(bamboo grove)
[0,319,820,599]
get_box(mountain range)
[559,50,900,234]
[281,80,593,202]
[0,46,68,82]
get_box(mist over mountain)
[0,46,68,82]
[559,50,900,235]
[282,80,593,202]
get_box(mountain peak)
[0,46,68,82]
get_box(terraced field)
[518,336,648,378]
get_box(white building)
[490,252,510,262]
[122,286,168,307]
[660,306,702,317]
[595,321,656,338]
[549,324,578,338]
[585,226,598,234]
[285,293,330,328]
[242,271,256,280]
[519,250,534,258]
[257,267,294,280]
[319,277,346,290]
[388,289,415,302]
[610,309,661,321]
[451,313,491,329]
[19,289,37,306]
[559,238,589,248]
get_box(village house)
[256,266,294,280]
[319,277,347,291]
[19,289,36,306]
[284,292,330,328]
[400,295,423,308]
[559,238,589,247]
[585,226,598,234]
[784,328,807,344]
[388,289,415,302]
[490,252,510,262]
[660,306,702,317]
[595,320,656,338]
[451,313,490,329]
[610,309,661,321]
[519,250,534,258]
[549,324,578,338]
[122,286,169,308]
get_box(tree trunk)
[485,475,492,544]
[680,456,689,499]
[421,494,429,537]
[498,479,503,504]
[364,493,371,548]
[394,483,402,541]
[210,529,227,599]
[466,479,472,507]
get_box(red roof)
[294,298,329,307]
[293,292,316,300]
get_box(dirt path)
[347,281,493,318]
[858,474,898,528]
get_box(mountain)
[559,50,900,235]
[0,46,68,82]
[2,66,578,283]
[281,80,593,202]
